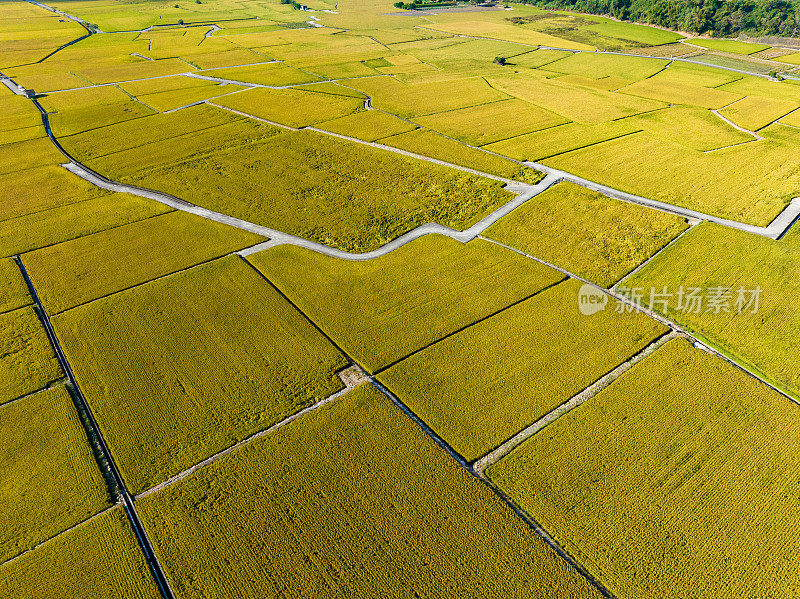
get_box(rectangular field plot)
[347,75,509,118]
[0,507,158,599]
[0,258,31,314]
[249,235,565,372]
[22,210,263,314]
[138,384,601,599]
[315,109,417,142]
[544,51,666,82]
[0,386,110,563]
[488,337,800,599]
[53,257,347,494]
[617,63,744,109]
[717,95,800,132]
[484,182,689,287]
[379,129,542,182]
[0,193,172,258]
[487,73,666,124]
[543,132,800,226]
[687,37,770,55]
[0,306,61,404]
[379,279,667,461]
[103,128,512,254]
[624,221,800,400]
[201,62,322,86]
[414,99,568,146]
[211,86,365,127]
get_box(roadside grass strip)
[488,337,800,599]
[52,257,347,494]
[22,210,263,314]
[717,95,800,132]
[210,86,365,127]
[379,128,543,182]
[347,75,509,118]
[0,258,31,314]
[137,384,602,599]
[249,235,565,373]
[483,182,689,288]
[379,279,668,461]
[0,194,173,258]
[624,221,800,400]
[542,131,800,226]
[0,387,110,564]
[0,306,61,404]
[413,98,569,147]
[0,507,159,599]
[107,128,512,254]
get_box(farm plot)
[249,235,565,372]
[623,221,800,399]
[488,337,800,599]
[0,137,71,176]
[347,75,509,118]
[53,257,347,494]
[617,63,744,109]
[413,99,568,147]
[99,128,513,254]
[0,95,43,142]
[315,109,417,142]
[543,131,800,225]
[0,306,61,404]
[0,193,172,258]
[210,86,365,127]
[484,182,689,287]
[22,210,262,314]
[718,75,800,103]
[487,72,666,123]
[418,19,593,51]
[137,384,601,599]
[0,259,30,314]
[621,105,752,151]
[379,129,543,182]
[0,165,106,222]
[544,51,666,83]
[485,120,640,161]
[686,37,770,55]
[201,62,323,86]
[510,48,575,68]
[0,386,110,563]
[0,507,158,599]
[717,95,800,132]
[58,103,248,161]
[71,57,192,86]
[379,279,667,461]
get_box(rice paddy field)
[249,235,565,372]
[0,386,110,563]
[52,256,347,494]
[380,280,668,461]
[0,508,159,599]
[137,384,601,598]
[488,338,800,598]
[6,0,800,594]
[483,182,689,287]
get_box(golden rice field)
[137,384,601,598]
[249,235,565,372]
[315,109,417,142]
[0,508,159,599]
[0,386,110,563]
[0,306,62,404]
[202,62,323,86]
[0,193,172,257]
[717,95,800,132]
[53,257,347,494]
[484,182,689,287]
[0,258,31,314]
[488,338,800,598]
[380,279,668,461]
[23,210,262,314]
